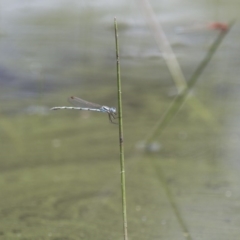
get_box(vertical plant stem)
[114,17,128,240]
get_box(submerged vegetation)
[0,1,239,240]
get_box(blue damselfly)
[51,96,117,124]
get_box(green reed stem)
[114,17,128,240]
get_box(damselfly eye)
[112,108,117,113]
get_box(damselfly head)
[111,107,117,114]
[101,106,117,114]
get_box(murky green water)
[0,1,240,239]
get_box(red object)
[208,22,228,31]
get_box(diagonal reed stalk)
[139,0,188,93]
[114,17,128,240]
[139,0,219,128]
[145,20,235,144]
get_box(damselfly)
[51,96,118,124]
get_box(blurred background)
[0,0,240,239]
